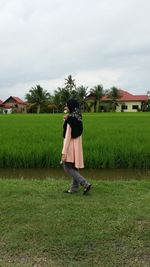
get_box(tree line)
[25,75,150,113]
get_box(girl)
[61,99,91,194]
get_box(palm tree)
[53,87,71,112]
[107,87,122,112]
[76,86,89,112]
[61,88,71,106]
[53,87,63,112]
[64,75,76,96]
[147,91,150,99]
[90,84,104,112]
[146,91,150,111]
[25,85,50,113]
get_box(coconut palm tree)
[146,91,150,111]
[25,85,50,113]
[107,87,122,112]
[53,87,71,112]
[53,87,62,112]
[64,75,76,92]
[90,84,104,112]
[64,75,77,99]
[76,86,89,112]
[147,91,150,98]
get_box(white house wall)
[116,101,142,112]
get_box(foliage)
[76,85,90,112]
[106,87,122,112]
[90,84,104,112]
[53,85,90,113]
[25,85,51,113]
[24,79,149,113]
[53,75,77,112]
[53,87,70,112]
[64,74,76,92]
[145,91,150,111]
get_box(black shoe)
[83,184,92,195]
[63,189,77,194]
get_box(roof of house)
[87,89,148,102]
[0,99,3,105]
[3,96,26,105]
[111,90,148,101]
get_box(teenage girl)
[61,99,91,194]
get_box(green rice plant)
[0,113,150,169]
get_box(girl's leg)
[71,177,79,192]
[63,162,90,191]
[63,162,79,192]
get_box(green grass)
[0,113,150,169]
[0,179,150,267]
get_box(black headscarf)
[63,99,83,139]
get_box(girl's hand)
[61,154,67,162]
[63,114,69,121]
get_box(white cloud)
[0,0,150,100]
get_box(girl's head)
[66,99,80,113]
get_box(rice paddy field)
[0,113,150,169]
[0,113,150,267]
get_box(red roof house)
[101,90,148,102]
[2,96,27,113]
[87,89,148,112]
[3,96,26,105]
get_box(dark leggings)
[63,162,89,191]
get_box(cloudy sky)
[0,0,150,100]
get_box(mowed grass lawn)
[0,113,150,169]
[0,179,150,267]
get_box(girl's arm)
[62,123,71,155]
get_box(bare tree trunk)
[98,100,100,112]
[94,101,97,112]
[37,104,40,114]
